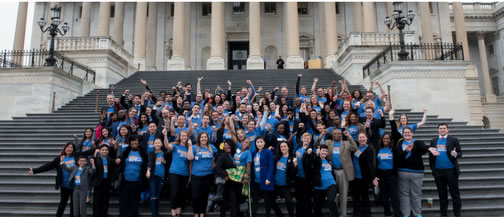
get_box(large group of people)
[29,74,463,217]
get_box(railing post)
[387,85,392,109]
[410,43,414,60]
[440,43,445,60]
[31,49,35,67]
[2,51,6,68]
[95,90,100,113]
[460,43,464,61]
[51,91,56,113]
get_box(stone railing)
[54,36,133,63]
[449,2,496,13]
[338,32,416,54]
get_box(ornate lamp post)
[384,2,415,60]
[37,5,70,66]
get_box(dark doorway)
[228,41,249,70]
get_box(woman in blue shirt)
[305,144,339,217]
[373,133,401,217]
[343,112,365,141]
[251,136,275,217]
[138,113,149,135]
[146,138,169,217]
[271,142,297,217]
[294,131,313,217]
[350,132,376,217]
[191,132,218,217]
[74,128,95,153]
[115,125,131,158]
[163,129,194,217]
[397,108,428,136]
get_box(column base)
[207,56,226,70]
[324,55,338,68]
[285,56,305,69]
[167,56,186,71]
[485,94,497,103]
[246,56,265,70]
[133,58,146,71]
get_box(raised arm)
[417,108,428,128]
[311,78,318,96]
[296,74,302,95]
[388,109,403,144]
[375,81,387,102]
[162,128,174,151]
[197,77,203,96]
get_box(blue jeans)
[150,175,163,217]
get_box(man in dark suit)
[428,123,462,217]
[360,107,386,150]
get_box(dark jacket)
[147,149,170,179]
[120,94,146,113]
[92,154,116,187]
[273,155,297,185]
[304,152,336,188]
[428,136,462,175]
[352,145,376,185]
[390,120,429,172]
[251,149,275,191]
[214,152,236,179]
[140,131,164,151]
[360,116,386,149]
[101,103,121,117]
[61,164,96,189]
[116,146,149,189]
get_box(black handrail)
[0,49,96,83]
[362,43,464,78]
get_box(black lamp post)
[384,2,415,60]
[37,5,70,66]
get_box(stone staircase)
[482,100,504,132]
[0,69,503,216]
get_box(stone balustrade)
[449,2,495,13]
[54,36,133,64]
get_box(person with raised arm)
[397,108,428,136]
[296,74,310,103]
[389,109,438,217]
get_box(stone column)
[418,2,434,43]
[13,2,28,51]
[112,2,125,46]
[352,2,363,32]
[284,2,304,69]
[146,2,158,70]
[98,2,111,36]
[133,2,148,70]
[438,2,453,43]
[246,2,264,70]
[477,32,497,103]
[453,2,470,60]
[362,2,376,32]
[207,2,226,70]
[79,2,92,36]
[167,2,186,70]
[323,2,338,68]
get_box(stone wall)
[0,67,97,120]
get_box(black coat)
[304,152,336,188]
[352,145,376,185]
[214,153,236,179]
[390,121,429,171]
[273,155,297,185]
[116,146,149,189]
[92,154,116,187]
[360,116,386,149]
[147,149,171,179]
[428,136,463,175]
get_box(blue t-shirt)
[246,128,261,142]
[223,128,233,140]
[435,138,454,169]
[398,124,418,136]
[347,125,359,141]
[139,125,147,134]
[169,144,189,176]
[253,152,261,183]
[274,156,288,186]
[296,94,310,104]
[197,126,214,141]
[317,96,327,104]
[295,147,307,178]
[314,133,326,145]
[312,106,322,113]
[175,127,189,137]
[74,167,82,187]
[124,151,143,182]
[147,134,156,153]
[192,145,218,176]
[353,145,368,179]
[154,152,165,178]
[106,106,114,121]
[61,156,75,188]
[101,156,108,179]
[377,147,393,170]
[331,142,342,169]
[234,149,252,167]
[82,139,92,151]
[340,110,349,121]
[188,115,202,128]
[399,139,424,173]
[117,137,129,154]
[315,159,336,190]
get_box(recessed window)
[232,2,245,15]
[336,3,341,15]
[298,2,308,15]
[488,44,495,56]
[110,5,115,18]
[202,3,212,16]
[264,2,276,15]
[170,3,174,17]
[79,6,83,19]
[429,2,434,14]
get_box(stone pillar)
[362,2,376,32]
[323,2,338,68]
[146,2,158,70]
[418,2,434,43]
[167,2,186,70]
[477,32,497,103]
[284,2,304,69]
[246,2,264,70]
[98,2,111,36]
[207,2,226,70]
[352,2,363,32]
[79,2,92,36]
[133,2,148,70]
[453,2,470,60]
[13,2,28,51]
[438,2,453,43]
[112,2,125,46]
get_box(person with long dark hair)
[115,134,148,217]
[146,138,169,217]
[191,132,218,217]
[373,133,401,217]
[116,125,131,157]
[92,144,115,217]
[271,141,297,217]
[163,129,194,217]
[215,139,239,217]
[350,132,376,217]
[74,128,95,153]
[251,136,275,217]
